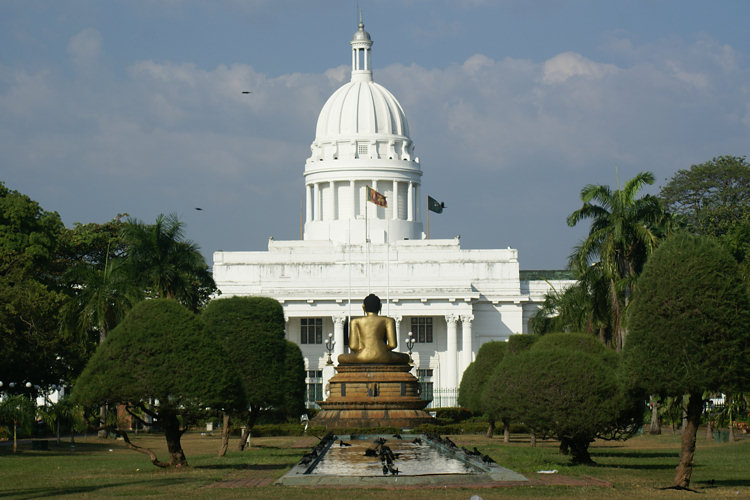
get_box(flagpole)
[352,218,354,340]
[426,194,430,239]
[386,217,390,316]
[366,198,371,293]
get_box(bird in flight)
[242,91,252,94]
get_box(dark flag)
[428,196,445,214]
[367,186,388,207]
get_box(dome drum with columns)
[213,17,573,410]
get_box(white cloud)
[3,27,750,267]
[67,28,103,70]
[542,52,618,84]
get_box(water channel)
[276,434,529,487]
[310,436,476,476]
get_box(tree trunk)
[569,438,593,464]
[502,418,510,443]
[12,420,17,454]
[559,437,570,455]
[649,395,661,434]
[672,392,703,489]
[529,428,536,447]
[705,420,712,440]
[680,394,688,433]
[238,427,251,451]
[161,411,188,467]
[485,419,495,438]
[217,413,230,457]
[98,405,108,439]
[56,419,61,445]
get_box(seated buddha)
[337,294,411,365]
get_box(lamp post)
[325,332,336,365]
[405,331,416,366]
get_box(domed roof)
[315,79,409,140]
[351,20,372,43]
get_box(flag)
[367,186,387,207]
[428,196,445,214]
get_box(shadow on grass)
[696,479,750,488]
[591,463,676,470]
[6,477,197,500]
[591,451,679,459]
[0,441,118,457]
[196,463,289,471]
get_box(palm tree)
[121,214,215,311]
[61,257,142,345]
[566,171,666,351]
[60,249,142,438]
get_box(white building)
[213,18,571,408]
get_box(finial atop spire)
[350,9,373,79]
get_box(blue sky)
[3,0,750,269]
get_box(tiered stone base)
[311,364,434,429]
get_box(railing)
[424,388,459,409]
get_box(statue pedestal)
[311,364,434,429]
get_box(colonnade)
[305,179,419,223]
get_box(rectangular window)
[417,369,433,402]
[411,317,433,343]
[358,144,368,156]
[301,318,323,344]
[305,370,323,408]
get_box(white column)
[392,315,403,349]
[305,185,312,223]
[460,314,474,378]
[350,180,356,218]
[392,180,398,220]
[445,314,458,390]
[314,183,322,221]
[407,181,413,221]
[333,315,346,359]
[415,184,421,223]
[330,181,337,220]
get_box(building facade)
[213,19,571,408]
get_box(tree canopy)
[0,182,72,394]
[122,213,216,311]
[202,296,302,452]
[485,332,641,464]
[659,155,750,280]
[73,299,244,467]
[624,232,750,488]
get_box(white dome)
[315,79,410,140]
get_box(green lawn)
[1,430,748,499]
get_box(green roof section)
[519,269,575,281]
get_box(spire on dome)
[350,11,373,81]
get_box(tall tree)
[566,171,667,350]
[121,214,216,311]
[202,296,292,454]
[72,299,245,468]
[488,333,641,464]
[624,233,750,489]
[659,155,750,280]
[458,341,508,439]
[0,182,71,394]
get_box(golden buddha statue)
[338,294,411,365]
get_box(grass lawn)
[0,429,748,499]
